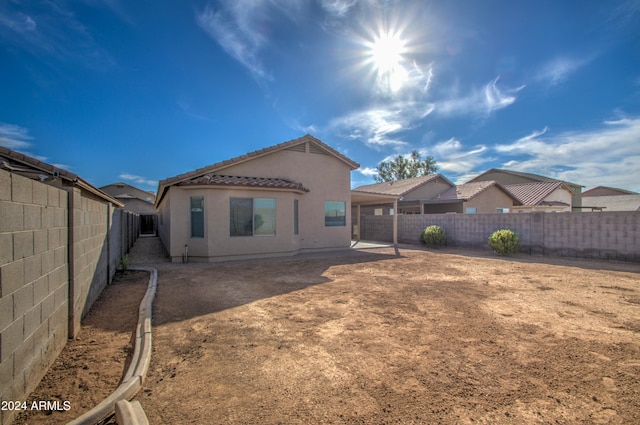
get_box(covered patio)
[351,190,399,245]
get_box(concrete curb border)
[66,267,157,425]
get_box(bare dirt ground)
[15,271,149,425]
[16,240,640,424]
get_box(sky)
[1,0,639,194]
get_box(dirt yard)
[19,245,640,424]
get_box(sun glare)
[369,32,406,74]
[363,28,410,94]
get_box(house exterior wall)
[158,147,353,262]
[463,186,516,214]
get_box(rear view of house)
[155,135,359,262]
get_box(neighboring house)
[506,181,573,212]
[426,181,521,214]
[352,174,455,215]
[155,135,359,262]
[100,182,158,235]
[580,195,640,212]
[583,186,638,197]
[467,168,584,210]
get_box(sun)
[368,32,406,74]
[363,28,410,94]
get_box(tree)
[373,150,438,182]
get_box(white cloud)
[321,0,358,16]
[356,166,378,177]
[436,77,524,117]
[429,138,490,182]
[535,56,590,86]
[0,2,114,68]
[0,123,33,149]
[197,1,271,81]
[329,101,434,149]
[494,117,640,191]
[119,173,158,188]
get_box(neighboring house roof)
[178,174,310,192]
[434,181,521,204]
[581,195,640,211]
[505,181,571,206]
[583,186,638,197]
[100,182,156,203]
[156,134,359,207]
[352,174,454,197]
[0,146,123,207]
[468,168,584,189]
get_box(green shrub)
[488,229,520,255]
[421,225,446,246]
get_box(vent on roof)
[309,143,329,156]
[286,143,306,153]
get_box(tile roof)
[580,195,640,211]
[156,134,358,207]
[583,186,638,197]
[178,174,309,192]
[435,181,495,200]
[468,168,583,188]
[352,174,453,196]
[505,181,570,206]
[433,181,521,204]
[159,134,359,187]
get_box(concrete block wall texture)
[360,211,640,261]
[0,170,69,425]
[1,169,140,425]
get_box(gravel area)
[127,236,170,265]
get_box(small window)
[374,208,383,216]
[496,208,509,213]
[293,199,299,235]
[190,196,204,238]
[325,201,346,227]
[465,207,477,214]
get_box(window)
[230,197,276,236]
[190,196,204,238]
[496,208,509,213]
[293,199,299,235]
[465,207,477,214]
[325,201,346,227]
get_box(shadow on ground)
[152,248,402,325]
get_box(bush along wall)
[421,225,446,247]
[488,229,520,255]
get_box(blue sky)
[1,0,639,193]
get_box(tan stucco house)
[352,174,455,215]
[100,182,158,234]
[467,168,584,210]
[155,135,359,262]
[425,181,521,214]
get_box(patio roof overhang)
[350,190,399,244]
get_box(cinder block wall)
[1,170,141,425]
[361,211,640,262]
[0,170,69,425]
[68,188,110,337]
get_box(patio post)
[393,198,398,245]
